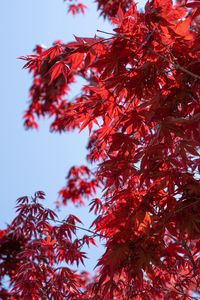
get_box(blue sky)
[0,0,111,223]
[0,0,146,272]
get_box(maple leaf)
[48,61,69,84]
[41,235,57,246]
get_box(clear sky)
[0,0,146,272]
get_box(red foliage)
[1,0,200,299]
[64,0,87,15]
[58,165,99,206]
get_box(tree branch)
[97,30,200,81]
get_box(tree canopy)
[0,0,200,299]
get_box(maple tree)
[1,0,200,299]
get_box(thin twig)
[165,233,197,272]
[47,217,107,239]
